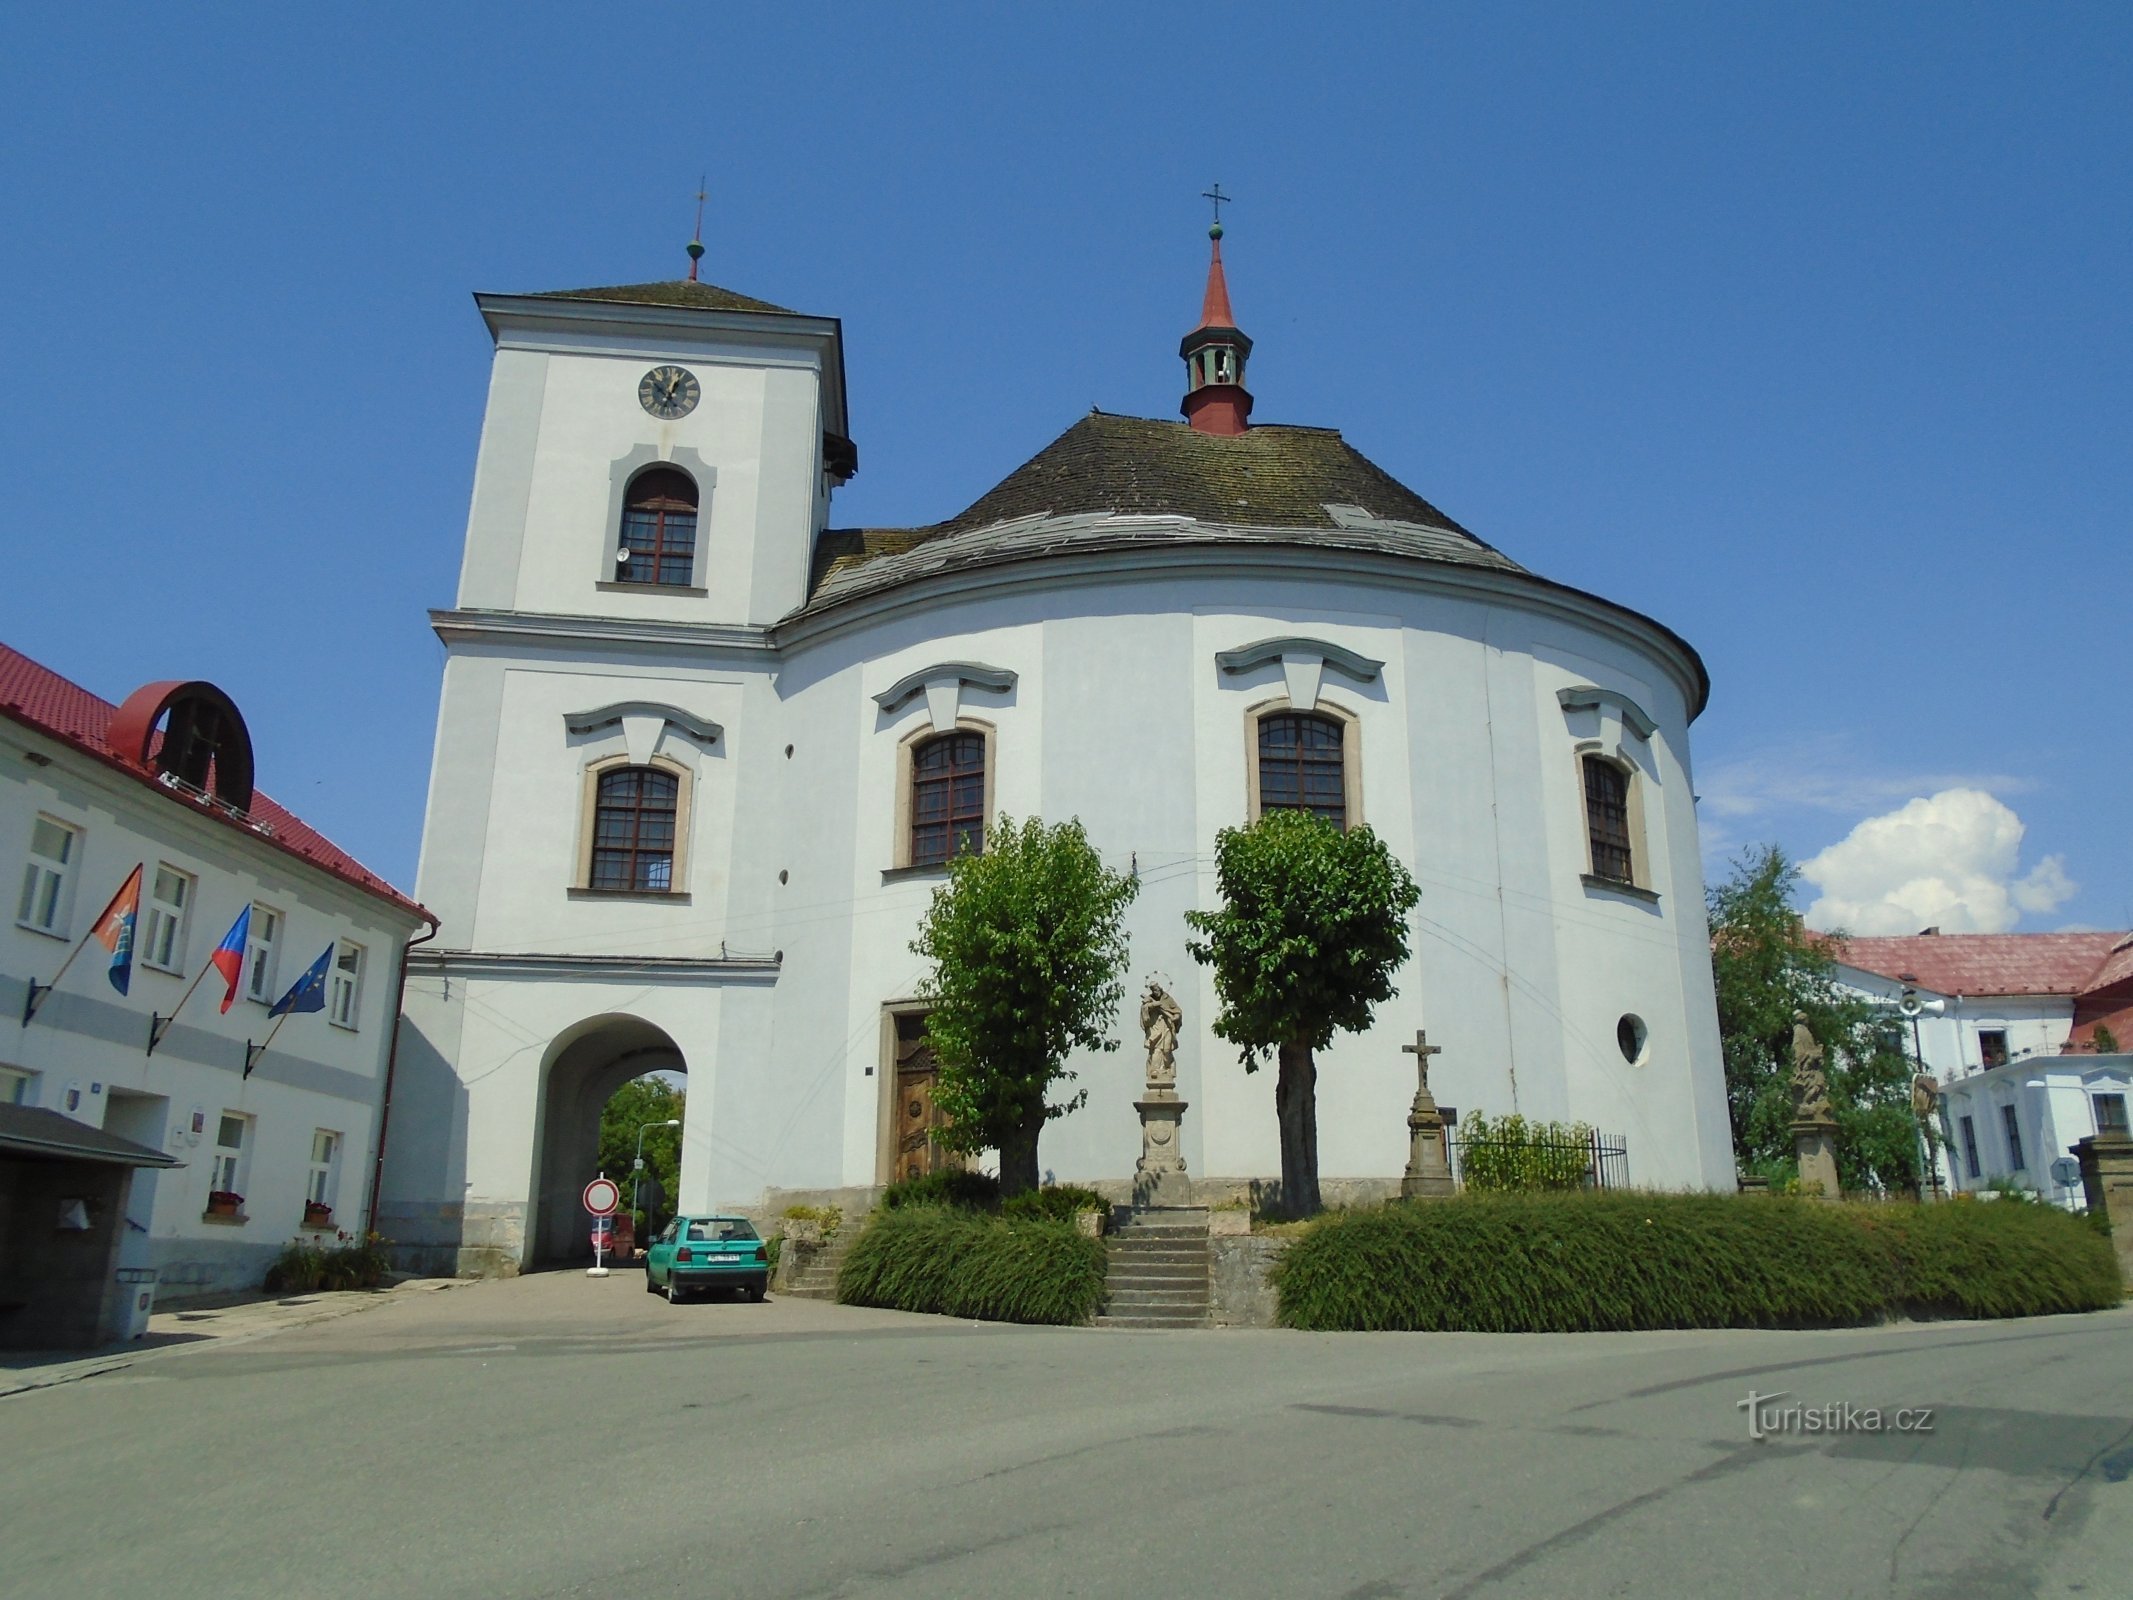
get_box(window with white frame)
[210,1113,252,1197]
[306,1129,341,1209]
[244,904,282,1003]
[142,864,195,974]
[0,1067,33,1105]
[328,940,364,1029]
[16,815,80,936]
[2095,1093,2129,1137]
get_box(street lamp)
[633,1118,682,1219]
[634,1118,682,1173]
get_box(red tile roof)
[0,643,431,925]
[1825,930,2131,999]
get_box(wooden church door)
[894,1012,954,1181]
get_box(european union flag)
[269,944,334,1019]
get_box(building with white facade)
[1829,929,2133,1202]
[2,645,433,1321]
[379,234,1739,1275]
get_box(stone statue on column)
[1790,1011,1841,1201]
[1133,979,1193,1208]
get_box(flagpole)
[23,863,143,1025]
[148,956,219,1056]
[245,1003,298,1078]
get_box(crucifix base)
[1401,1095,1456,1199]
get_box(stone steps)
[777,1234,853,1300]
[1097,1209,1211,1329]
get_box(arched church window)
[910,732,985,866]
[618,468,698,587]
[1257,712,1346,826]
[591,766,679,891]
[1583,756,1634,884]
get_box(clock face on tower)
[638,365,700,420]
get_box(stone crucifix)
[1403,1029,1441,1100]
[1400,1027,1455,1199]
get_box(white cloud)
[1801,789,2077,935]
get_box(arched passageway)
[528,1015,685,1266]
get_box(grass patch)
[263,1234,393,1294]
[1272,1192,2121,1332]
[836,1206,1108,1325]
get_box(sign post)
[583,1175,621,1278]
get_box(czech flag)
[269,944,334,1019]
[211,905,252,1013]
[90,864,144,996]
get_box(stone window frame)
[571,752,695,899]
[1560,686,1659,903]
[1243,693,1364,831]
[890,718,997,873]
[1575,749,1651,894]
[593,445,718,596]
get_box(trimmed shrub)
[881,1169,1003,1212]
[1858,1198,2123,1320]
[1003,1184,1109,1223]
[836,1207,1107,1325]
[1272,1191,2121,1332]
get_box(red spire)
[1198,236,1236,330]
[1181,213,1253,436]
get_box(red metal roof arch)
[107,678,255,813]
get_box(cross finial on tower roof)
[686,175,707,282]
[1202,182,1231,240]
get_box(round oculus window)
[1617,1014,1649,1065]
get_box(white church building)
[379,230,1736,1273]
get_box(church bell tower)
[1180,200,1253,436]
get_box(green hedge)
[1272,1192,2122,1332]
[836,1206,1108,1325]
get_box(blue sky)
[2,4,2126,934]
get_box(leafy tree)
[1185,809,1421,1215]
[911,815,1138,1197]
[1708,845,1919,1193]
[598,1075,684,1231]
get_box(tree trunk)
[997,1117,1042,1198]
[1275,1039,1322,1216]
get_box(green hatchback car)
[645,1214,770,1303]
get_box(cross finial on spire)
[1202,182,1231,240]
[686,175,707,282]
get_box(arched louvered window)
[1257,712,1346,826]
[1583,756,1634,884]
[591,766,679,891]
[618,467,698,587]
[910,732,986,866]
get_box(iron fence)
[1448,1128,1630,1192]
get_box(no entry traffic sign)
[582,1176,621,1217]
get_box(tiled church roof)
[807,411,1522,605]
[939,413,1482,536]
[527,280,798,315]
[0,643,431,923]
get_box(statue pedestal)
[1793,1118,1841,1202]
[1134,1092,1193,1208]
[2073,1134,2133,1283]
[1401,1090,1455,1199]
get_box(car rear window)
[683,1219,760,1243]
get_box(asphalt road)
[5,1272,2128,1599]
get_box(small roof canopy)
[0,1104,180,1168]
